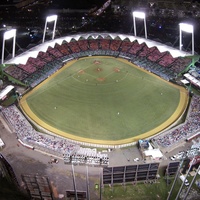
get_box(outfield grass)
[20,56,188,145]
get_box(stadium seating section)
[1,36,200,164]
[1,105,109,166]
[3,37,192,88]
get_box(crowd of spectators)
[154,94,200,148]
[1,34,197,155]
[1,105,109,165]
[4,36,193,88]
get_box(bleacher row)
[4,38,192,87]
[1,105,109,166]
[64,147,109,165]
[153,95,200,149]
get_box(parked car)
[179,175,189,186]
[170,156,176,161]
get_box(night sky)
[52,0,108,9]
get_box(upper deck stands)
[3,33,193,86]
[5,33,190,65]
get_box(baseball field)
[20,56,189,145]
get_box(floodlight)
[179,23,194,55]
[133,11,147,39]
[4,29,16,40]
[133,11,145,19]
[1,29,16,64]
[46,15,57,22]
[179,23,193,33]
[42,15,58,43]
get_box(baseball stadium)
[1,1,200,199]
[2,32,198,148]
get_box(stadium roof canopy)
[5,33,192,65]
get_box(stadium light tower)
[179,23,194,55]
[133,11,147,39]
[42,15,58,43]
[1,29,16,64]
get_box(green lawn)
[22,57,184,143]
[101,176,182,200]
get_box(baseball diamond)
[20,56,189,146]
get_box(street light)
[42,15,58,43]
[1,29,16,64]
[179,23,194,55]
[133,11,147,39]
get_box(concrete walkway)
[0,114,192,199]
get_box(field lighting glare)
[42,15,58,43]
[179,23,193,33]
[1,29,16,64]
[4,29,16,39]
[133,11,147,39]
[179,23,194,55]
[46,15,57,22]
[133,11,146,19]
